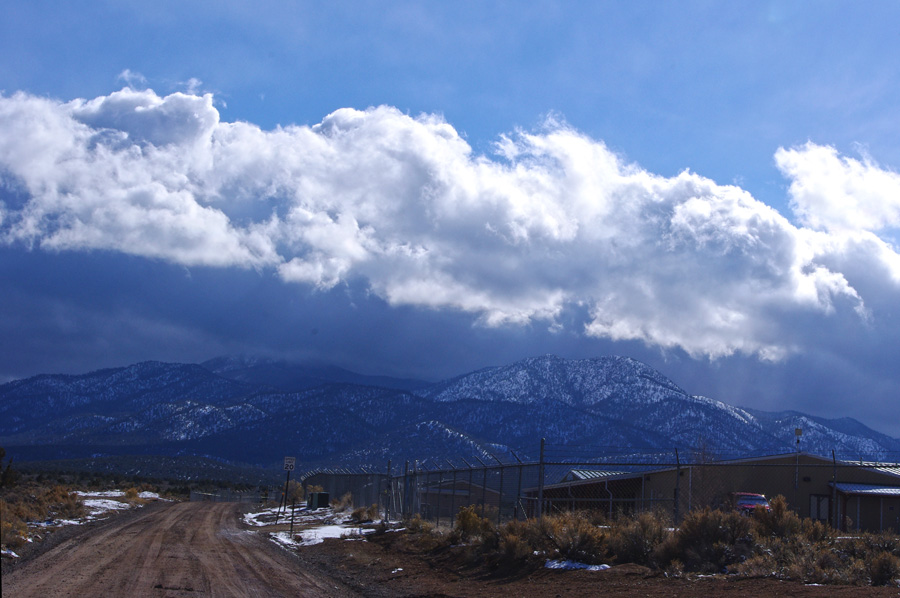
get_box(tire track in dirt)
[1,501,358,597]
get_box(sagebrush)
[392,497,900,587]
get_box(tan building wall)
[532,453,900,532]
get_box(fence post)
[831,450,838,530]
[474,456,488,517]
[412,461,419,518]
[403,460,410,518]
[436,469,444,526]
[465,458,474,511]
[448,461,457,528]
[290,499,296,536]
[674,448,681,525]
[497,463,505,525]
[385,460,392,522]
[538,438,545,520]
[515,457,523,521]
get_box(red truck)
[727,492,771,515]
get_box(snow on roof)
[850,462,900,479]
[831,482,900,497]
[562,469,628,482]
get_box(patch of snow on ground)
[83,498,133,513]
[74,490,125,497]
[544,559,611,571]
[269,525,374,547]
[1,548,20,559]
[242,506,285,527]
[244,505,351,528]
[243,505,379,549]
[31,518,83,527]
[28,495,136,530]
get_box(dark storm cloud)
[1,87,899,437]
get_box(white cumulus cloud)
[1,87,898,361]
[777,142,900,233]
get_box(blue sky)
[2,1,900,438]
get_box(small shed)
[307,492,330,509]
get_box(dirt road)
[6,503,898,598]
[1,501,357,598]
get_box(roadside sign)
[283,456,296,471]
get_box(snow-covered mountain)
[1,355,897,471]
[202,355,430,392]
[423,355,685,406]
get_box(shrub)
[663,558,685,578]
[846,557,872,585]
[55,492,85,519]
[660,507,753,573]
[330,492,352,512]
[784,540,845,584]
[350,506,370,523]
[405,513,434,535]
[350,504,380,523]
[46,485,72,505]
[863,531,899,555]
[0,499,28,548]
[867,552,900,586]
[537,511,607,565]
[0,448,18,489]
[497,521,534,564]
[752,495,801,539]
[122,486,148,506]
[607,510,670,566]
[453,505,496,543]
[800,518,835,544]
[735,552,778,578]
[285,480,304,504]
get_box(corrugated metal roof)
[841,461,900,479]
[831,482,900,496]
[562,469,626,481]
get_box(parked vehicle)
[728,492,771,515]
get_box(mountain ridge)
[2,354,897,471]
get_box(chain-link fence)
[189,488,271,502]
[301,469,390,513]
[298,445,900,533]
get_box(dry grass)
[330,492,353,512]
[350,504,380,523]
[388,498,900,587]
[867,552,900,586]
[452,505,496,543]
[655,506,753,573]
[752,495,801,539]
[1,482,86,550]
[1,499,29,548]
[607,511,670,567]
[404,513,435,535]
[522,511,608,565]
[122,487,149,506]
[2,483,85,523]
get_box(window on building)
[810,494,830,522]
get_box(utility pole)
[795,429,802,514]
[538,438,545,520]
